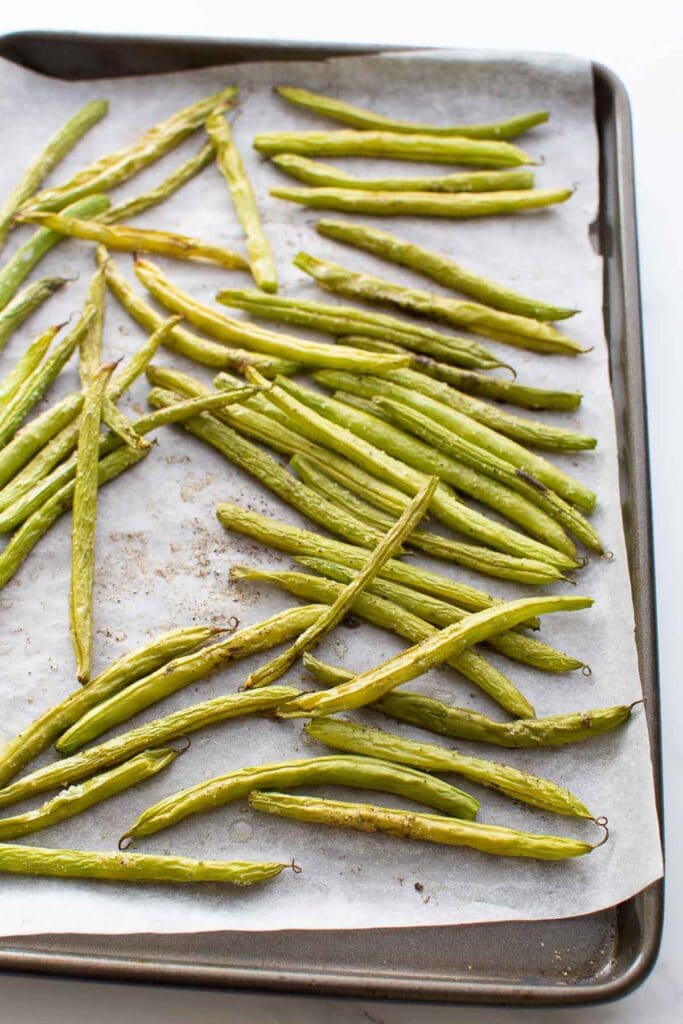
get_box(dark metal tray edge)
[0,33,664,1007]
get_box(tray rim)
[0,32,664,1007]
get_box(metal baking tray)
[0,30,664,1006]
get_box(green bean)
[274,86,549,140]
[277,595,591,718]
[0,687,300,810]
[0,277,67,352]
[274,186,572,218]
[21,210,249,270]
[0,843,288,885]
[135,257,411,371]
[70,361,117,682]
[232,566,534,718]
[100,250,297,375]
[264,376,575,572]
[254,130,534,167]
[0,443,148,592]
[271,154,535,193]
[0,749,179,841]
[303,651,352,687]
[121,754,479,842]
[295,253,588,355]
[0,624,222,788]
[316,220,577,320]
[244,476,439,689]
[109,314,185,400]
[0,194,110,312]
[306,718,592,818]
[56,604,327,754]
[279,377,576,559]
[0,386,262,532]
[215,288,505,370]
[0,393,83,491]
[372,369,595,452]
[79,264,106,386]
[23,87,238,214]
[0,100,108,248]
[0,312,92,447]
[100,141,215,224]
[0,323,60,408]
[207,110,276,292]
[375,691,636,748]
[315,370,596,512]
[0,417,82,516]
[250,792,596,860]
[293,557,584,673]
[376,397,604,553]
[215,501,539,623]
[344,340,581,411]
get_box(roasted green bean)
[315,370,596,512]
[254,130,534,166]
[207,109,277,291]
[295,253,587,354]
[0,749,179,841]
[243,476,438,689]
[23,87,238,214]
[0,393,83,491]
[0,100,108,248]
[0,193,110,311]
[100,140,215,224]
[121,754,479,842]
[0,277,67,352]
[0,323,60,409]
[0,843,288,885]
[250,792,597,860]
[134,257,410,371]
[316,220,576,320]
[79,264,106,386]
[375,691,636,748]
[56,604,327,754]
[277,595,591,718]
[215,287,504,370]
[273,186,572,218]
[70,361,117,682]
[271,154,535,193]
[0,687,300,810]
[0,625,222,789]
[232,565,534,718]
[306,717,592,818]
[274,86,549,139]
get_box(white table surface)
[0,2,680,1020]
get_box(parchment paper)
[0,49,663,936]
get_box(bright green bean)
[0,393,83,491]
[121,754,480,842]
[295,252,587,355]
[24,87,238,214]
[207,110,276,291]
[79,264,106,386]
[0,100,108,247]
[0,687,299,810]
[0,277,67,352]
[0,194,110,312]
[0,624,222,789]
[56,604,327,754]
[243,475,439,689]
[277,595,591,718]
[306,717,592,818]
[100,140,215,224]
[316,219,576,320]
[254,129,534,166]
[0,323,60,409]
[0,749,178,841]
[250,792,596,860]
[274,86,549,139]
[232,565,534,718]
[274,186,572,218]
[271,154,535,193]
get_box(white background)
[0,1,679,1020]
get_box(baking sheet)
[0,49,662,937]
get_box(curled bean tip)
[117,834,133,852]
[581,664,592,677]
[604,550,615,562]
[227,615,240,631]
[172,734,192,754]
[593,817,610,847]
[290,859,303,874]
[630,698,645,711]
[577,555,590,569]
